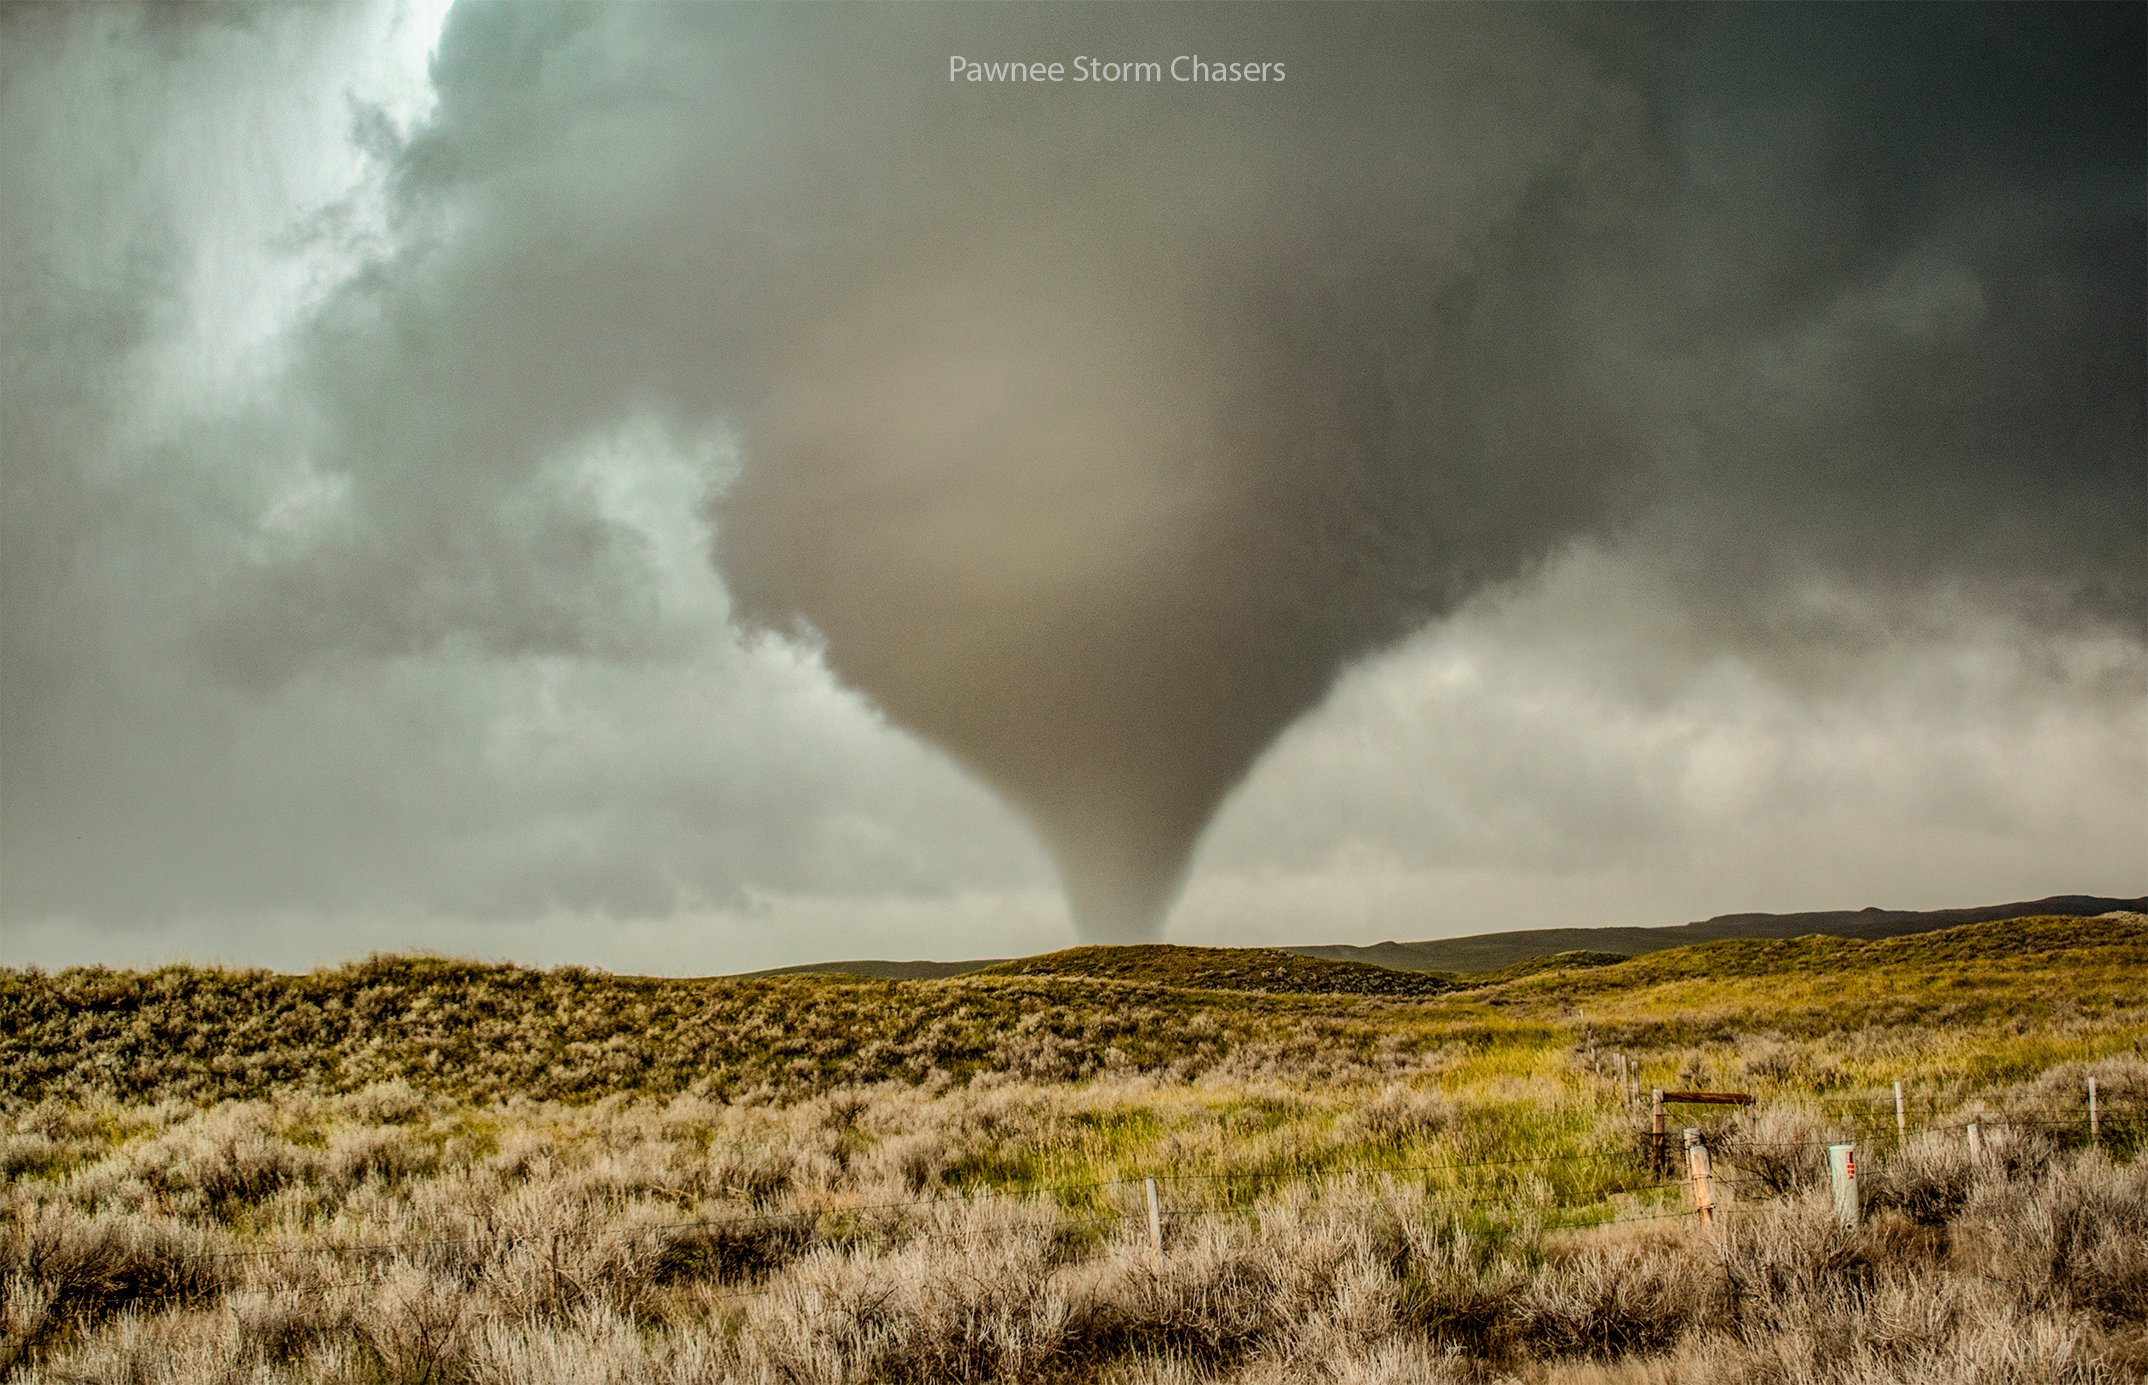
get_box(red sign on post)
[1828,1142,1859,1228]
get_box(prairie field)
[3,915,2144,1383]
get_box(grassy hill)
[5,914,2141,1110]
[971,944,1458,996]
[1488,914,2148,1062]
[1467,949,1631,983]
[1284,893,2146,973]
[745,957,1004,981]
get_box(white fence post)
[1828,1143,1859,1229]
[2088,1077,2100,1148]
[1893,1081,1907,1144]
[1143,1177,1164,1268]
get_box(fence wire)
[20,1089,2135,1301]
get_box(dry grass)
[5,1064,2141,1382]
[3,916,2143,1381]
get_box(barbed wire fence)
[52,1075,2132,1308]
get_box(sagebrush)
[4,915,2143,1381]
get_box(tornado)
[708,8,1648,940]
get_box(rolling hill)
[746,957,1004,981]
[10,913,2140,1109]
[1282,893,2148,973]
[970,944,1457,996]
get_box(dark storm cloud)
[0,4,1038,935]
[1,2,2139,955]
[1634,3,2146,655]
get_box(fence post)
[1893,1081,1907,1145]
[2088,1077,2099,1148]
[1684,1127,1715,1232]
[1967,1121,1983,1163]
[1827,1143,1859,1229]
[1651,1088,1666,1176]
[1143,1177,1164,1269]
[1629,1059,1640,1106]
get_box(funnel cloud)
[714,7,1646,938]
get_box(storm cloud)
[1,3,2140,964]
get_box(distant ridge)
[742,894,2145,980]
[1281,894,2148,974]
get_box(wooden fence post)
[1827,1143,1859,1229]
[2088,1077,2099,1148]
[1651,1088,1666,1176]
[1684,1127,1715,1232]
[1143,1177,1163,1269]
[1894,1081,1907,1144]
[1967,1121,1982,1163]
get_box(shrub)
[1717,1105,1831,1197]
[355,1264,471,1384]
[1518,1237,1720,1359]
[1335,1084,1455,1151]
[327,1126,426,1187]
[1970,1154,2148,1324]
[1864,1131,1979,1226]
[6,1205,224,1359]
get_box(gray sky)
[3,2,2141,973]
